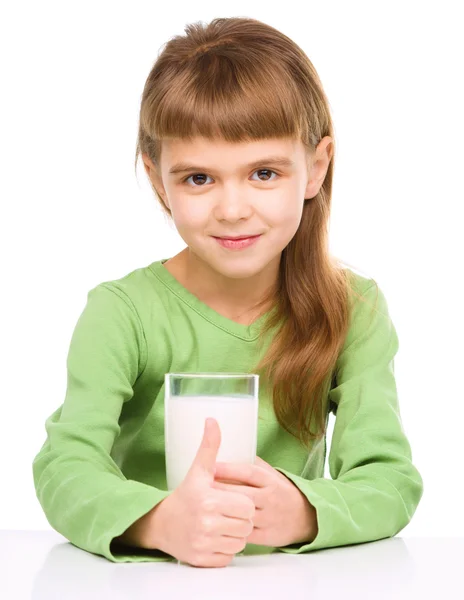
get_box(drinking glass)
[164,372,259,491]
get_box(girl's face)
[143,136,332,279]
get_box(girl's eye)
[251,169,278,182]
[182,169,278,187]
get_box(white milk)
[165,393,258,490]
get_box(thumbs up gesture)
[144,418,256,568]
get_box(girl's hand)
[212,456,318,548]
[131,418,256,568]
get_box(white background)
[1,1,462,536]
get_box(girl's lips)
[213,234,262,250]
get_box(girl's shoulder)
[341,264,378,298]
[87,260,166,318]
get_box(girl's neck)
[162,247,278,324]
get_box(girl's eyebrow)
[168,155,295,175]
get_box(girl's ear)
[141,152,155,175]
[142,153,170,208]
[304,136,334,199]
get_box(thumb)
[188,417,221,482]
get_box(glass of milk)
[164,372,259,490]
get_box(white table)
[1,531,462,599]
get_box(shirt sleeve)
[273,280,424,553]
[32,283,175,563]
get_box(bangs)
[141,52,310,146]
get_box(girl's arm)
[273,281,424,553]
[32,284,173,563]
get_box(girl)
[32,16,423,568]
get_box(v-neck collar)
[148,258,277,341]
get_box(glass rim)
[165,372,259,379]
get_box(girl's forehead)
[162,135,303,156]
[158,136,312,176]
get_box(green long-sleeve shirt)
[32,257,424,563]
